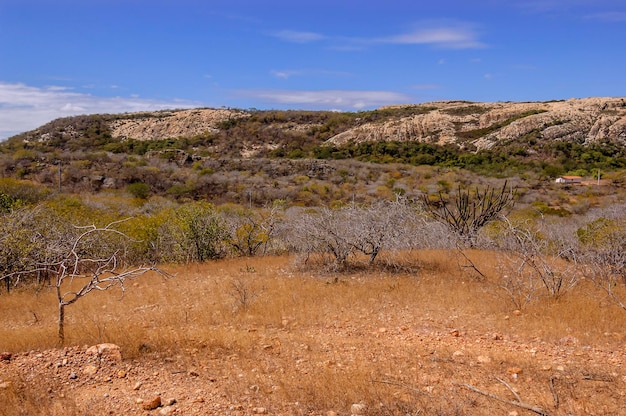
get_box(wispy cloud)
[0,82,199,140]
[410,84,441,90]
[270,69,353,80]
[272,20,485,50]
[272,30,326,43]
[585,11,626,22]
[235,89,412,110]
[382,23,485,49]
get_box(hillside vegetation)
[1,98,626,206]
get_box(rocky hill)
[326,98,626,150]
[9,98,626,156]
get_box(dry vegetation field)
[1,252,625,415]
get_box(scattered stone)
[0,352,12,361]
[86,343,122,363]
[142,395,162,411]
[450,329,460,337]
[117,370,127,378]
[326,411,338,416]
[350,403,367,415]
[252,407,267,414]
[69,372,78,380]
[477,355,492,363]
[83,364,98,376]
[492,333,503,340]
[512,310,522,316]
[135,398,144,404]
[541,365,552,371]
[158,406,174,415]
[133,381,143,390]
[0,381,12,389]
[556,365,565,372]
[452,350,464,357]
[506,367,523,376]
[378,327,388,333]
[164,398,177,406]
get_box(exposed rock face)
[109,108,249,141]
[325,98,626,150]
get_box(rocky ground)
[2,313,625,415]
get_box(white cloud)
[384,25,485,49]
[272,30,326,43]
[0,82,199,140]
[273,21,485,50]
[270,70,300,79]
[235,89,412,110]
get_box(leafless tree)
[2,219,167,343]
[577,216,626,310]
[421,181,517,247]
[284,198,418,270]
[497,217,581,300]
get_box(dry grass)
[1,251,625,415]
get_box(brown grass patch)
[1,252,625,415]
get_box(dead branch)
[456,383,549,416]
[549,377,559,409]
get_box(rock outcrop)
[325,98,626,150]
[109,108,249,141]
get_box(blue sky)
[1,0,626,139]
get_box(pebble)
[158,406,174,415]
[83,364,98,376]
[350,403,367,415]
[133,381,143,390]
[142,395,162,411]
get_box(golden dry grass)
[1,251,625,415]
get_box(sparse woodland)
[1,105,626,414]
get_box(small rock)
[450,329,460,337]
[158,406,174,415]
[492,333,503,340]
[477,355,491,363]
[452,350,464,357]
[513,310,522,316]
[541,365,552,371]
[326,411,338,416]
[135,398,144,404]
[164,398,177,406]
[83,364,98,376]
[507,367,523,375]
[133,381,143,390]
[252,407,267,414]
[0,352,12,361]
[350,403,367,415]
[69,372,78,380]
[117,370,126,378]
[378,327,387,333]
[0,381,12,389]
[86,343,122,363]
[142,395,162,411]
